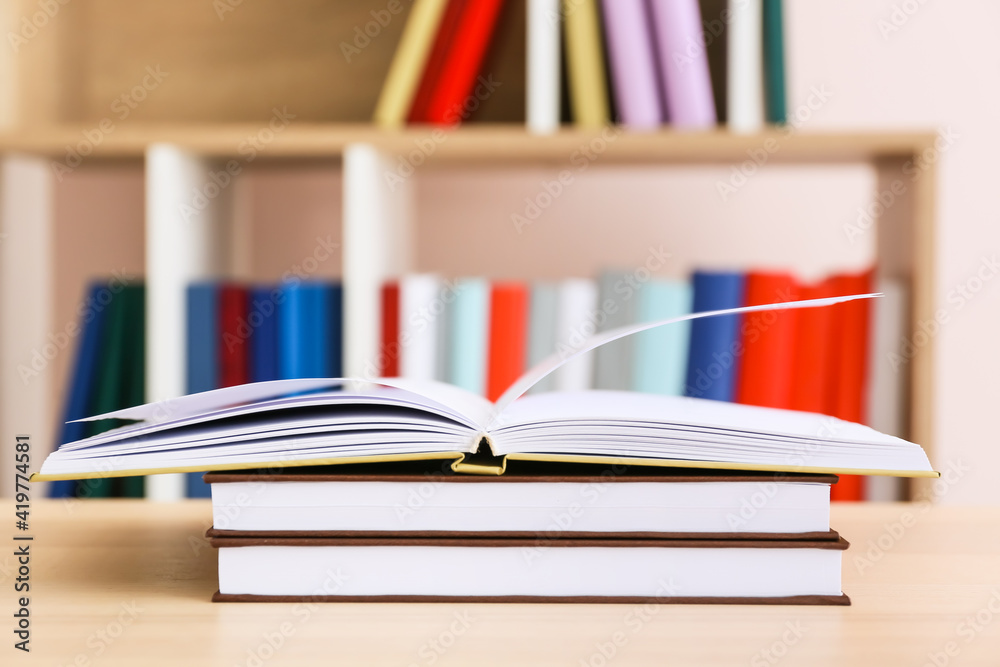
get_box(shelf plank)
[0,125,937,163]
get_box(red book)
[788,280,834,414]
[218,284,249,387]
[422,0,507,125]
[408,0,469,123]
[486,282,528,402]
[381,282,400,377]
[735,272,798,408]
[826,269,874,501]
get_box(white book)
[527,0,561,134]
[727,0,765,133]
[864,278,908,501]
[527,282,559,394]
[36,294,936,482]
[554,278,599,391]
[398,274,443,381]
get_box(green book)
[763,0,787,124]
[116,284,145,498]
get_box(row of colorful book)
[379,269,909,501]
[374,0,786,131]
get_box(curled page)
[487,293,882,430]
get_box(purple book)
[600,0,663,129]
[648,0,717,129]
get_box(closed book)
[381,282,401,376]
[486,281,529,401]
[600,0,662,129]
[527,0,562,133]
[726,0,764,132]
[422,0,508,125]
[684,270,746,402]
[49,282,108,499]
[648,0,717,128]
[328,283,344,379]
[789,280,835,414]
[408,0,468,123]
[249,286,280,383]
[210,534,850,604]
[186,282,220,498]
[633,278,692,395]
[563,0,610,126]
[526,281,558,394]
[735,272,798,408]
[762,0,787,124]
[205,468,837,537]
[219,284,250,387]
[826,270,874,501]
[373,0,451,127]
[553,278,598,391]
[279,281,332,380]
[399,274,444,381]
[593,271,637,391]
[117,284,146,499]
[447,277,490,395]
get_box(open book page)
[487,293,882,430]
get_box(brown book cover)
[211,535,850,606]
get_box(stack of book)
[35,295,938,603]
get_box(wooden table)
[9,501,1000,666]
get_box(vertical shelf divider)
[0,155,54,497]
[145,144,232,501]
[342,143,415,380]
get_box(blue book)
[185,283,219,498]
[684,271,746,402]
[249,286,280,383]
[328,283,343,378]
[447,278,490,395]
[279,281,332,379]
[634,279,693,396]
[49,282,107,498]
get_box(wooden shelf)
[0,124,937,163]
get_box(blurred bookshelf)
[0,0,937,499]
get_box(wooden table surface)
[7,500,1000,666]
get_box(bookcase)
[0,1,937,498]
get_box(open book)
[34,294,937,481]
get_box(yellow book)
[373,0,450,127]
[563,0,610,127]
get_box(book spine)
[279,282,331,379]
[118,284,146,499]
[526,281,559,394]
[599,0,662,129]
[329,283,344,378]
[726,0,764,133]
[762,0,787,124]
[563,0,610,126]
[527,0,561,133]
[399,274,444,381]
[863,277,907,501]
[684,271,746,402]
[447,277,490,395]
[648,0,717,128]
[554,278,598,391]
[633,278,693,395]
[185,282,219,498]
[423,0,507,125]
[373,0,451,127]
[486,282,529,401]
[219,284,250,387]
[408,0,469,123]
[788,280,834,414]
[249,286,280,383]
[826,269,873,501]
[735,272,798,408]
[593,271,637,390]
[381,282,401,376]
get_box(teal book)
[116,284,145,498]
[446,278,490,396]
[526,282,558,394]
[763,0,787,124]
[633,279,693,395]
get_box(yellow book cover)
[563,0,610,127]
